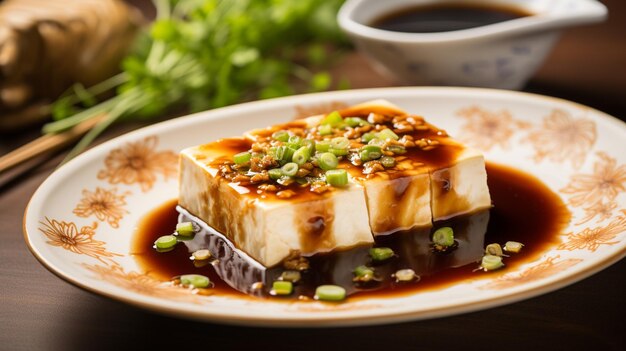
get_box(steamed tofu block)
[179,140,373,268]
[178,99,491,267]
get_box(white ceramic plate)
[24,87,626,327]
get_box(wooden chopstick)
[0,115,104,175]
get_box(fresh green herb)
[361,132,377,143]
[318,124,333,136]
[268,168,283,180]
[377,129,399,141]
[46,0,349,163]
[315,140,331,152]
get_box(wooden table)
[1,1,624,350]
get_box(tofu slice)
[179,141,373,268]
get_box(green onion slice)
[315,140,331,152]
[361,132,377,143]
[321,111,343,127]
[360,145,382,161]
[432,227,454,247]
[369,247,394,262]
[318,124,333,136]
[377,128,399,141]
[380,156,396,168]
[180,274,211,288]
[325,169,348,187]
[154,235,177,250]
[271,280,293,295]
[281,162,299,177]
[504,241,524,253]
[272,130,289,142]
[233,151,251,165]
[318,152,338,170]
[480,255,504,271]
[268,168,283,180]
[330,137,350,150]
[292,146,311,165]
[176,222,195,236]
[485,243,504,256]
[315,285,346,301]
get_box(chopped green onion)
[330,137,350,150]
[315,285,346,301]
[432,227,454,247]
[233,151,251,165]
[281,162,299,177]
[301,139,315,154]
[271,280,293,295]
[361,132,377,143]
[325,169,348,187]
[329,147,348,156]
[275,146,294,163]
[377,128,399,141]
[380,156,396,168]
[369,247,394,262]
[485,243,504,256]
[318,152,338,170]
[287,135,302,148]
[154,235,177,250]
[345,117,369,127]
[192,249,211,261]
[272,130,289,142]
[387,145,407,155]
[394,269,417,282]
[180,274,211,288]
[318,124,333,136]
[292,146,311,165]
[280,270,301,283]
[504,241,524,253]
[176,222,195,236]
[315,140,331,152]
[268,168,283,180]
[353,265,375,283]
[480,255,504,271]
[368,138,385,147]
[360,145,382,161]
[321,111,343,127]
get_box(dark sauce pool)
[371,3,532,33]
[132,163,570,301]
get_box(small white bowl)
[338,0,607,89]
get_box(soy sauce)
[132,163,570,301]
[371,3,532,33]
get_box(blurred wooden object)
[0,0,142,131]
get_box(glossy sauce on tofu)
[132,163,570,300]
